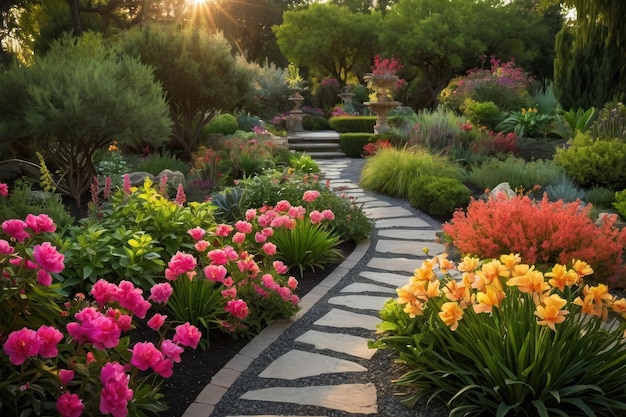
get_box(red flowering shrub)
[442,195,626,288]
[362,139,392,157]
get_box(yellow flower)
[412,266,436,283]
[544,263,579,291]
[457,255,480,272]
[535,294,569,331]
[443,280,470,307]
[438,253,455,274]
[507,266,549,295]
[612,297,626,318]
[403,301,424,318]
[396,283,418,305]
[572,259,593,277]
[473,284,505,314]
[573,284,612,320]
[499,253,521,269]
[439,302,464,331]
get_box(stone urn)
[287,92,305,132]
[363,74,400,134]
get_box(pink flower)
[175,184,186,206]
[223,277,234,287]
[2,219,30,242]
[161,339,184,363]
[32,241,65,273]
[149,282,173,304]
[235,220,253,234]
[147,313,167,331]
[131,341,162,371]
[25,214,56,234]
[37,270,52,286]
[116,281,151,319]
[289,294,300,305]
[56,392,84,417]
[322,209,335,221]
[303,190,321,202]
[215,224,233,237]
[262,274,278,290]
[262,227,274,237]
[207,249,228,265]
[187,227,206,241]
[159,175,168,196]
[221,287,237,298]
[233,232,246,244]
[59,369,75,386]
[245,208,257,221]
[153,357,174,378]
[100,362,133,417]
[0,239,13,254]
[109,310,132,332]
[223,246,239,261]
[275,200,291,212]
[194,240,210,252]
[278,286,292,301]
[36,325,63,358]
[254,232,267,243]
[86,352,95,365]
[0,183,8,197]
[173,322,202,349]
[288,276,298,290]
[309,210,324,224]
[104,176,112,200]
[204,264,227,282]
[273,260,288,275]
[257,214,270,227]
[262,242,277,256]
[288,206,306,219]
[123,174,131,195]
[165,251,197,281]
[3,327,42,365]
[91,279,118,305]
[225,299,249,319]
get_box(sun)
[187,0,209,5]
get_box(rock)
[128,171,155,187]
[489,182,516,199]
[157,169,186,188]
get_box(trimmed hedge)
[340,133,374,157]
[329,116,377,133]
[408,175,472,220]
[302,114,330,131]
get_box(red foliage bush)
[442,195,626,288]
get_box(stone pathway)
[183,158,445,417]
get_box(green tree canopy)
[273,4,380,85]
[0,31,172,204]
[118,24,251,155]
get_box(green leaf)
[82,265,93,279]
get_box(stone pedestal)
[364,101,400,134]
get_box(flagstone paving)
[183,158,445,417]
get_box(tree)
[273,4,380,85]
[118,24,251,155]
[0,31,172,204]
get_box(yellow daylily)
[535,293,569,331]
[439,302,464,331]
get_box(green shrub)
[360,147,464,199]
[461,99,502,130]
[613,189,626,220]
[407,175,471,219]
[204,113,239,136]
[553,106,597,139]
[468,156,567,192]
[553,131,626,189]
[133,150,190,176]
[302,114,330,131]
[329,116,377,133]
[497,107,554,138]
[340,133,373,157]
[543,178,586,203]
[585,186,616,209]
[272,219,343,277]
[237,113,264,132]
[314,78,341,113]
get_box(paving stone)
[367,257,421,274]
[259,350,367,380]
[376,217,432,228]
[328,294,390,311]
[359,270,411,288]
[378,228,441,241]
[314,308,380,330]
[376,239,446,256]
[295,330,377,359]
[341,192,366,199]
[239,383,377,414]
[340,282,396,294]
[362,200,392,209]
[363,206,414,219]
[351,195,378,203]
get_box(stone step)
[289,142,342,151]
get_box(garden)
[1,0,626,416]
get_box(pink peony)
[172,322,202,349]
[116,281,151,319]
[165,252,197,281]
[275,200,291,212]
[0,239,14,254]
[207,249,228,265]
[36,325,63,358]
[262,227,274,237]
[194,240,210,252]
[161,339,184,363]
[100,362,133,417]
[262,242,277,256]
[25,213,56,234]
[0,183,8,197]
[223,246,239,261]
[153,357,174,378]
[91,279,118,305]
[221,287,237,298]
[37,270,52,286]
[303,190,321,202]
[32,242,65,273]
[225,299,249,319]
[322,209,335,221]
[287,276,298,290]
[187,227,206,241]
[261,274,278,290]
[235,220,253,234]
[131,341,162,371]
[273,261,289,275]
[232,232,246,244]
[254,232,267,243]
[288,206,306,219]
[56,392,84,417]
[309,210,324,224]
[147,313,167,331]
[245,208,257,221]
[3,327,41,365]
[2,219,30,242]
[204,264,227,282]
[278,286,292,301]
[214,224,233,237]
[148,282,173,304]
[59,369,75,386]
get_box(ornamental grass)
[373,254,626,417]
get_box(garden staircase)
[287,130,346,159]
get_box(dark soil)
[149,239,357,417]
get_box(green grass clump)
[468,156,567,192]
[360,146,464,199]
[585,186,616,209]
[133,150,189,176]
